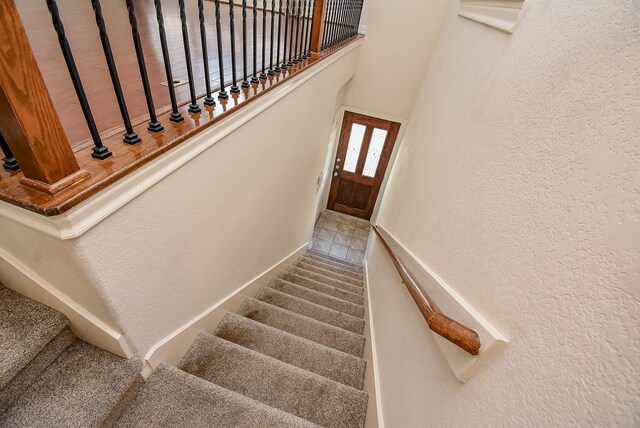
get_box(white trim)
[364,259,385,428]
[140,364,154,380]
[459,0,527,34]
[143,241,309,373]
[358,25,367,35]
[0,39,363,241]
[0,245,133,358]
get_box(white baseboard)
[364,259,385,428]
[142,242,310,377]
[0,247,133,358]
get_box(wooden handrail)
[372,225,481,355]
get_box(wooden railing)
[0,0,363,215]
[372,225,482,355]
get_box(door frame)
[318,106,408,224]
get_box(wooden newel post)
[309,0,325,54]
[0,0,88,195]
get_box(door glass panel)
[343,123,366,173]
[362,128,388,177]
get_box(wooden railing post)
[0,0,88,195]
[309,0,325,54]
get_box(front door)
[328,112,400,220]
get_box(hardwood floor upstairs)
[0,0,363,216]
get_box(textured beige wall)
[368,0,640,426]
[342,0,450,119]
[0,218,118,331]
[67,49,360,356]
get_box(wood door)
[328,112,400,220]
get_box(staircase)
[0,283,142,427]
[0,249,371,427]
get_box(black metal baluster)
[214,0,228,99]
[260,0,267,79]
[306,0,317,57]
[355,0,364,36]
[299,0,309,59]
[46,0,112,159]
[251,0,259,83]
[321,0,332,48]
[353,0,362,36]
[333,0,346,45]
[0,133,19,171]
[268,0,275,74]
[281,0,290,69]
[91,0,140,144]
[337,0,346,43]
[345,0,355,39]
[126,0,163,133]
[287,0,296,65]
[198,0,215,106]
[293,0,302,62]
[179,0,201,113]
[337,0,348,43]
[274,0,283,72]
[329,0,342,46]
[229,0,241,93]
[154,0,184,121]
[241,0,250,88]
[347,0,357,39]
[302,0,309,57]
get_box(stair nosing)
[179,333,369,426]
[117,362,320,428]
[288,266,365,295]
[301,254,364,273]
[307,250,363,268]
[181,333,368,398]
[0,287,70,389]
[238,298,366,357]
[255,287,365,335]
[278,272,365,305]
[294,262,364,286]
[296,258,364,279]
[215,312,367,389]
[268,277,365,319]
[304,253,364,273]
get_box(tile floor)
[311,210,372,264]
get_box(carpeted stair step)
[0,286,75,413]
[307,250,363,268]
[295,259,363,280]
[214,313,367,389]
[116,363,318,428]
[279,272,365,305]
[303,253,364,273]
[287,267,364,295]
[0,340,142,427]
[299,255,363,276]
[268,278,365,318]
[302,252,364,272]
[237,298,365,357]
[255,288,365,334]
[180,333,368,428]
[292,262,363,286]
